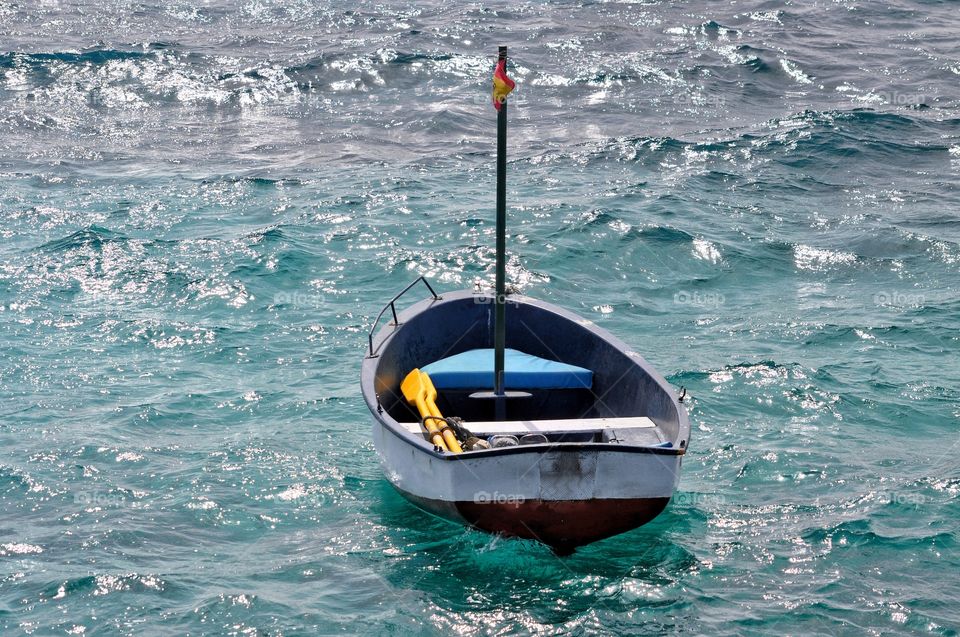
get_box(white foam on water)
[793,244,857,271]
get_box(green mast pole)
[494,45,508,418]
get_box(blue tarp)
[421,348,593,390]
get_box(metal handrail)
[367,276,440,356]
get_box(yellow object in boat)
[400,369,463,454]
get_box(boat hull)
[406,492,670,553]
[373,419,681,550]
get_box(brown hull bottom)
[403,492,671,554]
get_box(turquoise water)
[2,1,959,634]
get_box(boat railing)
[367,276,441,357]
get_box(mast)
[494,44,508,415]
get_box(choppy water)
[1,1,959,634]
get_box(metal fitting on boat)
[519,433,548,445]
[488,435,519,448]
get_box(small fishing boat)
[361,47,690,553]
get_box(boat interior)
[369,291,687,451]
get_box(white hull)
[373,422,682,504]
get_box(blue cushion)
[421,348,593,390]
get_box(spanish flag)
[492,58,515,111]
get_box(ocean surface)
[1,1,958,634]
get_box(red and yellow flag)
[492,59,515,111]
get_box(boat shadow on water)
[367,479,704,625]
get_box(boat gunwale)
[375,412,686,459]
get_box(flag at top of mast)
[492,56,515,111]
